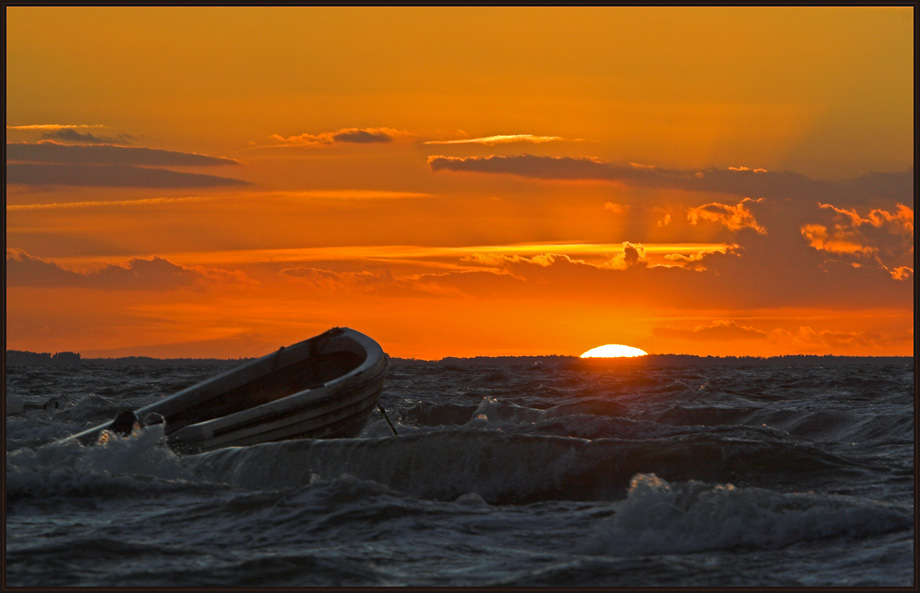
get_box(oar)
[377,403,398,436]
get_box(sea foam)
[581,473,913,556]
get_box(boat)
[61,327,389,453]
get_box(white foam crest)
[466,396,543,427]
[582,473,912,556]
[7,424,200,498]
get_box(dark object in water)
[59,327,389,454]
[110,410,137,435]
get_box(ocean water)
[5,356,915,587]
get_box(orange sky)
[6,6,914,359]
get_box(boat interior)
[163,347,367,434]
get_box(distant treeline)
[6,350,911,368]
[6,350,82,365]
[422,353,913,367]
[6,350,250,367]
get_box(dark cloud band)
[428,154,912,203]
[7,142,240,167]
[7,163,248,188]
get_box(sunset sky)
[6,6,914,359]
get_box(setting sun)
[580,344,648,358]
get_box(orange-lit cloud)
[261,127,413,147]
[784,326,873,350]
[800,224,872,255]
[281,266,398,292]
[663,245,737,270]
[604,241,648,270]
[40,128,136,144]
[6,189,432,212]
[654,320,768,341]
[688,197,767,234]
[800,202,914,279]
[424,134,572,146]
[727,166,768,173]
[6,249,253,291]
[7,124,107,130]
[6,195,221,211]
[604,202,629,215]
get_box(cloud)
[40,128,137,145]
[331,129,395,143]
[789,326,872,349]
[7,195,219,211]
[263,127,411,147]
[663,245,737,270]
[428,154,912,203]
[280,266,459,298]
[6,249,253,291]
[7,190,430,211]
[688,197,767,234]
[280,266,394,291]
[6,141,240,166]
[429,154,613,180]
[6,163,249,188]
[7,124,107,130]
[604,202,629,215]
[270,189,432,200]
[653,320,768,341]
[424,134,571,146]
[604,241,649,270]
[886,266,913,281]
[654,207,673,227]
[800,202,914,279]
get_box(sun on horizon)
[580,344,649,358]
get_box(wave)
[6,424,225,501]
[183,429,878,505]
[580,473,912,556]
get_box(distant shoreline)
[5,349,913,367]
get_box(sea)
[5,355,915,587]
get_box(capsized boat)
[62,327,389,453]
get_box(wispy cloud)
[7,124,107,130]
[40,128,136,145]
[6,163,249,188]
[279,266,455,298]
[259,127,413,148]
[6,195,219,211]
[424,134,574,146]
[6,141,247,188]
[6,249,254,291]
[6,190,430,211]
[269,189,433,200]
[784,326,874,349]
[428,154,912,203]
[653,320,769,341]
[7,141,240,166]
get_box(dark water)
[5,356,915,586]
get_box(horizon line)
[5,349,913,363]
